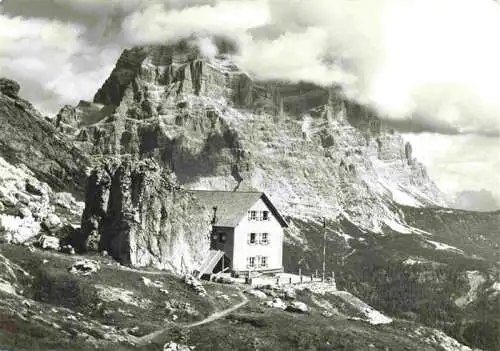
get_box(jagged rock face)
[66,45,445,231]
[80,159,212,272]
[0,78,90,196]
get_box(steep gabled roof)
[188,190,288,228]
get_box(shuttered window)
[260,233,269,245]
[248,233,257,244]
[262,211,269,221]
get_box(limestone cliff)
[64,42,444,233]
[80,158,212,272]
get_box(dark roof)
[188,190,288,228]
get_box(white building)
[189,190,288,277]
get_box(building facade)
[189,190,287,276]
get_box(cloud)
[0,9,120,113]
[121,1,268,45]
[0,0,498,204]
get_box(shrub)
[30,266,100,315]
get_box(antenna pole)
[322,217,326,283]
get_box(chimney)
[212,206,218,224]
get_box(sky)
[0,0,499,209]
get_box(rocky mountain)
[59,42,445,233]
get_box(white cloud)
[0,13,119,112]
[121,1,269,45]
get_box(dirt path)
[136,290,249,346]
[186,291,248,328]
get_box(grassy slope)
[0,243,468,351]
[283,210,500,351]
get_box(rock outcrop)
[0,155,84,244]
[79,158,212,272]
[0,77,90,196]
[0,78,20,98]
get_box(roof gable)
[188,190,288,228]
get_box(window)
[247,257,255,268]
[260,233,269,245]
[249,233,257,244]
[262,211,269,221]
[260,256,268,267]
[219,232,227,243]
[248,210,257,221]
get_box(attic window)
[248,211,257,221]
[262,211,269,221]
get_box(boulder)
[286,301,309,313]
[42,214,62,232]
[264,297,287,310]
[0,214,41,244]
[38,234,60,250]
[0,78,20,98]
[69,259,100,275]
[321,311,333,318]
[163,341,195,351]
[141,276,163,288]
[61,244,76,255]
[247,289,267,299]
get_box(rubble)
[183,274,207,296]
[163,341,195,351]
